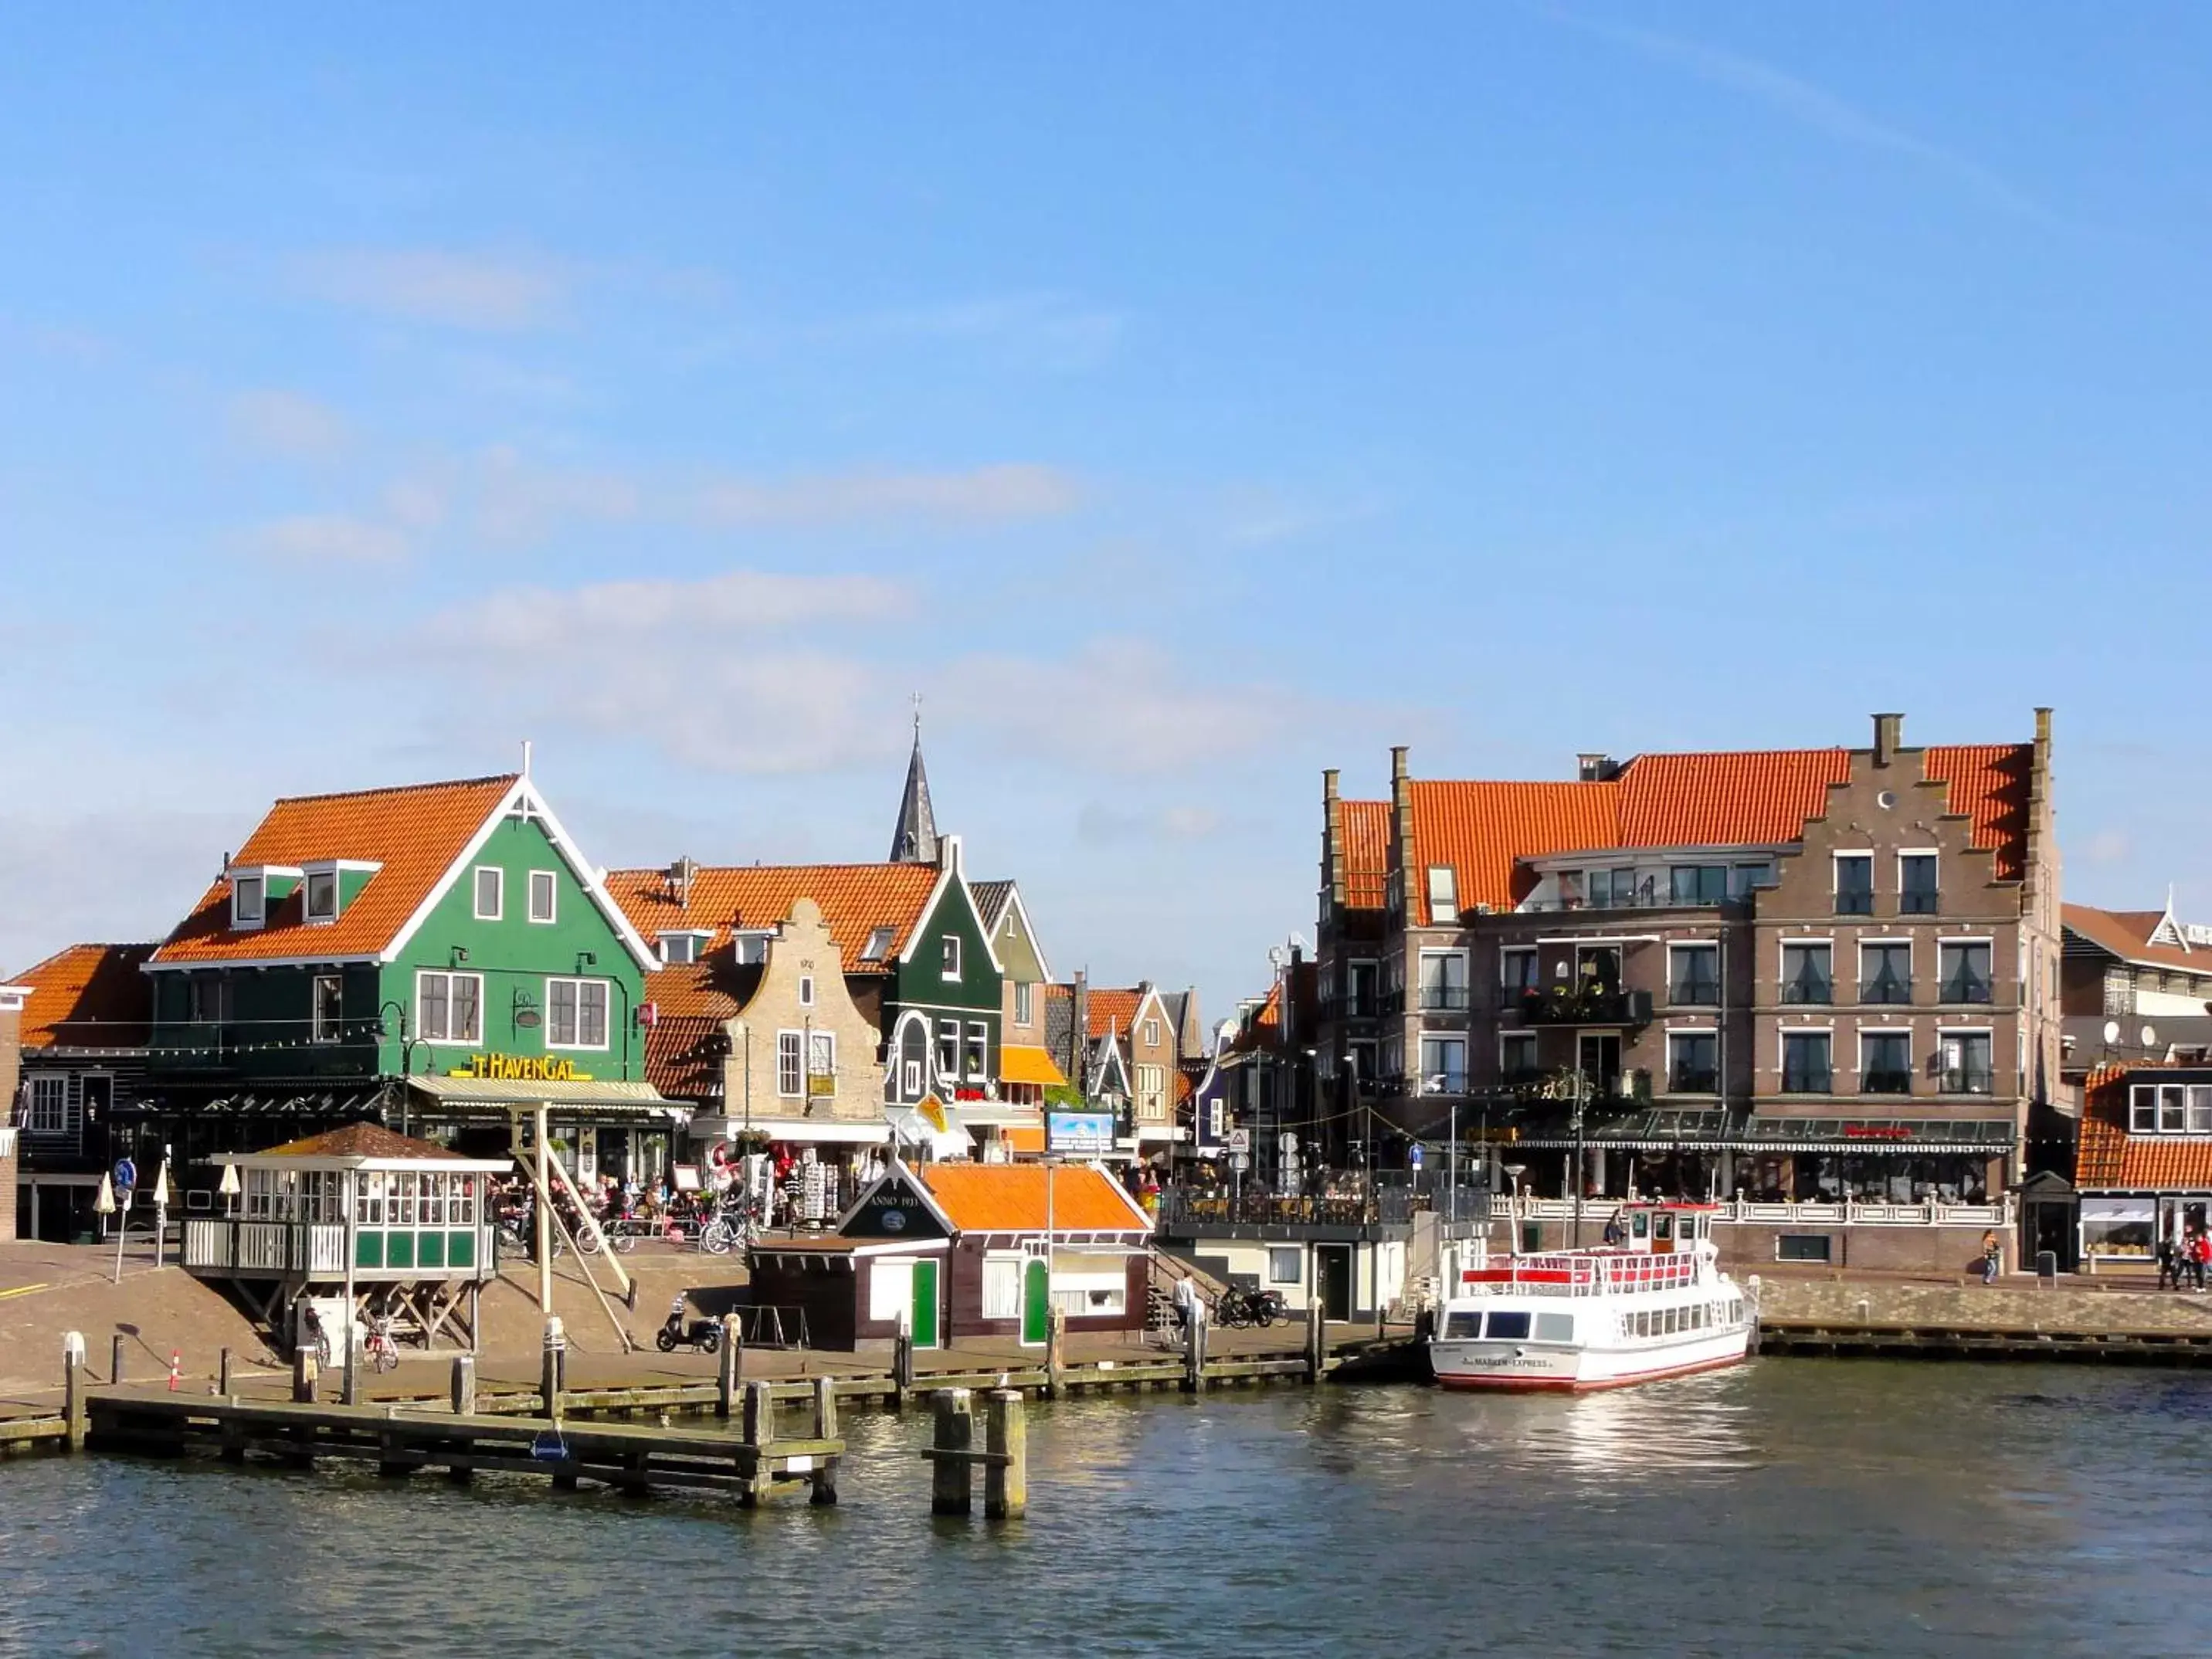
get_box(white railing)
[182,1218,231,1270]
[308,1225,347,1275]
[1501,1196,2013,1228]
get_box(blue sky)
[4,4,2210,1013]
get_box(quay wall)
[1756,1277,2212,1335]
[1504,1218,1995,1276]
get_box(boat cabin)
[1602,1203,1720,1254]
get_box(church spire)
[889,694,940,864]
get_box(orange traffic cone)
[167,1350,181,1392]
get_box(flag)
[918,1094,948,1134]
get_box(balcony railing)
[1781,1067,1834,1094]
[1418,985,1472,1013]
[1939,977,1993,1006]
[1667,1068,1720,1095]
[1862,1070,1915,1094]
[1835,891,1876,916]
[1667,980,1722,1008]
[1498,1194,2014,1229]
[1155,1186,1421,1230]
[1940,1067,1997,1095]
[1517,987,1654,1026]
[1860,975,1912,1006]
[1900,889,1940,915]
[1780,976,1833,1005]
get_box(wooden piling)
[1044,1306,1065,1401]
[811,1376,840,1506]
[451,1355,477,1416]
[342,1329,360,1406]
[930,1388,973,1516]
[293,1347,318,1403]
[218,1348,232,1396]
[541,1319,567,1420]
[717,1316,740,1418]
[63,1339,87,1453]
[1305,1298,1326,1383]
[983,1389,1026,1520]
[892,1328,915,1411]
[111,1335,126,1387]
[741,1380,774,1508]
[1183,1312,1208,1393]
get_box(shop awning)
[406,1075,673,1115]
[999,1044,1068,1089]
[1004,1125,1046,1155]
[688,1116,890,1146]
[954,1103,1045,1129]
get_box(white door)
[870,1257,914,1328]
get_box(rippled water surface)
[6,1361,2211,1657]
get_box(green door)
[911,1257,940,1350]
[1021,1257,1050,1345]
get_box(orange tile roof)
[255,1122,466,1161]
[152,775,519,965]
[1408,742,2034,916]
[2078,1068,2212,1188]
[2064,904,2212,975]
[1341,799,1389,910]
[1085,987,1144,1040]
[917,1162,1149,1233]
[12,942,156,1048]
[643,1013,727,1101]
[607,863,939,973]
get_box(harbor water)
[6,1359,2210,1657]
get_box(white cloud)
[2080,827,2132,867]
[427,568,909,653]
[1077,802,1228,844]
[242,514,412,567]
[228,388,350,459]
[692,463,1081,528]
[293,248,569,331]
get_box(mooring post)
[63,1333,87,1453]
[342,1321,360,1406]
[110,1334,126,1387]
[741,1379,775,1508]
[1183,1308,1208,1393]
[451,1353,477,1416]
[293,1345,318,1403]
[931,1388,974,1516]
[218,1347,232,1396]
[892,1325,916,1411]
[1044,1305,1065,1401]
[810,1375,840,1507]
[1305,1297,1326,1384]
[718,1316,740,1418]
[541,1316,567,1420]
[983,1389,1027,1520]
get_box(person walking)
[2192,1230,2210,1291]
[1980,1229,2002,1286]
[2157,1233,2177,1291]
[1173,1272,1200,1342]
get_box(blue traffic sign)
[114,1157,137,1193]
[1408,1144,1424,1169]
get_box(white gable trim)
[833,1155,960,1235]
[992,883,1054,985]
[896,863,1006,977]
[379,778,660,973]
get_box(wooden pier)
[1758,1318,2212,1364]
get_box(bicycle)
[698,1198,760,1257]
[362,1315,402,1374]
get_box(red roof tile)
[1084,987,1144,1040]
[12,943,156,1049]
[1341,799,1389,910]
[1407,741,2034,917]
[153,775,519,965]
[2062,904,2211,975]
[2078,1068,2212,1188]
[643,1013,728,1101]
[917,1163,1149,1233]
[607,863,939,973]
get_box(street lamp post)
[1571,1067,1589,1250]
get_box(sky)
[5,4,2211,1016]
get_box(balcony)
[1667,980,1722,1009]
[1155,1186,1423,1233]
[1517,987,1654,1026]
[1940,1067,1997,1096]
[1835,891,1876,917]
[1859,975,1912,1006]
[1862,1070,1914,1095]
[1667,1067,1720,1095]
[1939,976,1993,1006]
[1417,985,1472,1013]
[1781,1067,1834,1094]
[1780,975,1834,1006]
[1900,888,1941,915]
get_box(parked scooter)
[655,1296,724,1354]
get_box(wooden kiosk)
[184,1122,510,1352]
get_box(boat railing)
[1453,1250,1707,1298]
[1500,1195,2013,1228]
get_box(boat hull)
[1430,1328,1749,1393]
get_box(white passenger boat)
[1431,1203,1752,1393]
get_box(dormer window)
[232,875,266,928]
[733,931,771,966]
[305,871,338,922]
[1427,866,1457,920]
[862,925,897,961]
[662,934,694,965]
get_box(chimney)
[1322,767,1339,803]
[1576,753,1619,783]
[937,833,963,875]
[1389,745,1409,786]
[1872,712,1905,767]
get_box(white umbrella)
[93,1174,115,1216]
[153,1162,171,1208]
[219,1162,240,1216]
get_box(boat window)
[1444,1311,1484,1338]
[1534,1312,1574,1343]
[1484,1311,1532,1340]
[1655,1213,1674,1244]
[1630,1210,1650,1240]
[1664,1308,1678,1335]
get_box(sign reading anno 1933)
[451,1053,595,1084]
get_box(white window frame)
[776,1030,803,1098]
[732,930,771,966]
[1267,1247,1302,1285]
[941,935,961,978]
[982,1254,1023,1321]
[416,969,484,1046]
[311,974,343,1044]
[528,870,558,924]
[1936,1026,1996,1094]
[27,1074,67,1135]
[1897,848,1940,903]
[659,931,707,965]
[1427,865,1458,919]
[1667,941,1722,1005]
[1419,1034,1468,1094]
[1499,1030,1539,1075]
[1857,1027,1912,1090]
[473,867,504,921]
[1499,946,1538,992]
[545,976,611,1051]
[232,875,266,929]
[1780,1028,1834,1092]
[1832,850,1875,909]
[799,975,816,1009]
[809,1030,836,1089]
[1143,1019,1161,1048]
[304,870,339,924]
[1014,981,1034,1026]
[1665,1028,1720,1094]
[966,1021,990,1081]
[937,1019,961,1083]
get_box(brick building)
[1315,711,2061,1269]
